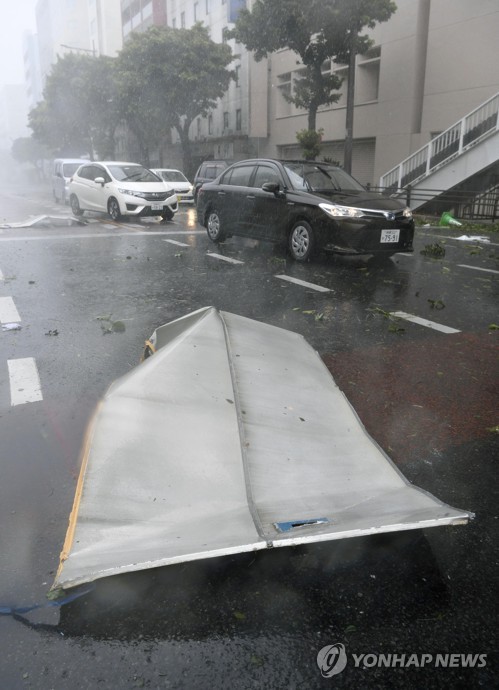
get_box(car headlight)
[403,207,413,219]
[319,203,365,219]
[117,188,148,199]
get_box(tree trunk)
[308,105,317,132]
[344,31,357,174]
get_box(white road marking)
[0,268,4,281]
[164,239,190,247]
[0,296,21,323]
[390,311,460,334]
[0,230,205,242]
[275,274,331,293]
[458,264,499,275]
[7,358,43,406]
[206,252,244,264]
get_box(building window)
[223,112,229,129]
[236,109,241,131]
[181,11,185,28]
[235,64,240,87]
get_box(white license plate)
[380,229,400,243]
[151,204,163,211]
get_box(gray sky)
[0,1,38,90]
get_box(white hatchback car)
[150,168,194,203]
[69,161,178,221]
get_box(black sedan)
[196,159,414,261]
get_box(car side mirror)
[262,182,283,196]
[94,177,105,186]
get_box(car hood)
[301,189,407,211]
[115,181,174,194]
[52,307,471,591]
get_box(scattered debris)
[439,211,462,227]
[96,314,126,334]
[488,324,499,331]
[455,235,490,243]
[427,299,445,310]
[2,323,21,332]
[421,243,446,257]
[45,329,59,336]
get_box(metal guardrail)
[369,184,499,221]
[380,92,499,191]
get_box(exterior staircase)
[380,93,499,215]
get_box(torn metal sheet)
[0,215,86,229]
[54,307,472,591]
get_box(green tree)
[116,25,234,174]
[230,0,396,171]
[28,53,119,159]
[11,136,51,180]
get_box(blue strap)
[0,584,94,616]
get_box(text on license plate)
[380,229,400,243]
[151,204,163,211]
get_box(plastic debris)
[2,323,22,331]
[439,211,462,227]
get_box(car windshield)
[157,170,187,182]
[284,163,366,193]
[108,165,159,182]
[62,163,84,177]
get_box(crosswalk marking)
[7,358,43,406]
[0,296,21,323]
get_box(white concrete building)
[163,0,499,190]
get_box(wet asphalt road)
[0,184,498,689]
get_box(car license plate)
[380,229,400,243]
[151,204,163,211]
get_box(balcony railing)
[380,92,499,191]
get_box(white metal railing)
[380,92,499,190]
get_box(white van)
[52,158,88,204]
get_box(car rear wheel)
[70,194,83,216]
[289,220,315,261]
[206,209,226,242]
[108,197,122,221]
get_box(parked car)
[196,159,415,261]
[52,158,88,204]
[150,168,194,203]
[193,159,231,201]
[68,161,178,222]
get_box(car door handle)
[217,191,226,196]
[246,195,256,200]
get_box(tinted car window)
[284,163,365,192]
[62,162,84,177]
[224,165,254,187]
[252,165,280,187]
[108,165,158,182]
[78,165,94,180]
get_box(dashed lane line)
[7,358,43,406]
[275,274,331,293]
[164,239,191,247]
[458,264,499,275]
[206,252,244,265]
[390,311,461,334]
[0,296,21,324]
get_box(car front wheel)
[108,197,122,221]
[289,220,315,261]
[70,194,83,216]
[206,209,226,242]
